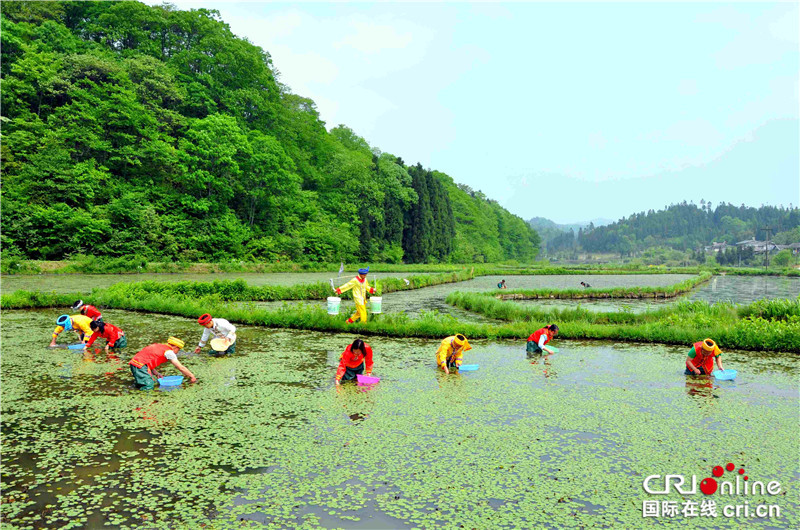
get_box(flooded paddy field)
[2,309,797,528]
[249,274,796,320]
[512,275,800,314]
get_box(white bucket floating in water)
[327,296,341,315]
[370,296,382,314]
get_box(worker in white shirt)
[194,313,237,355]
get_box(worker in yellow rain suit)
[335,267,376,323]
[436,334,472,374]
[50,314,94,347]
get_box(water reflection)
[335,382,376,423]
[684,375,716,405]
[529,351,557,379]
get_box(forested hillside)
[0,1,539,263]
[578,203,800,255]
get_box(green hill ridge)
[0,1,539,264]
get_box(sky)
[148,1,798,224]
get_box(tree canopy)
[0,1,539,263]
[578,203,800,256]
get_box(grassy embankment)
[3,272,798,352]
[0,257,467,275]
[2,256,798,276]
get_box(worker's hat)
[57,314,72,330]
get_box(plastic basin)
[712,369,737,381]
[158,375,184,387]
[458,364,479,371]
[356,374,380,385]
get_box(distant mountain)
[528,217,613,253]
[528,217,613,232]
[585,218,614,228]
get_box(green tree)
[772,249,793,268]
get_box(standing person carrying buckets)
[334,267,377,324]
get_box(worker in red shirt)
[129,337,197,390]
[72,300,103,322]
[86,321,127,352]
[335,339,374,385]
[526,324,558,354]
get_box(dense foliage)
[578,203,800,256]
[0,1,539,264]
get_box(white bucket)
[370,296,382,314]
[327,296,341,315]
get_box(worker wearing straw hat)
[685,338,725,376]
[335,267,376,324]
[129,337,197,390]
[435,334,472,374]
[194,313,237,355]
[50,314,94,347]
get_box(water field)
[1,272,798,528]
[1,309,797,528]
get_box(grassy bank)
[0,257,470,275]
[495,272,711,300]
[3,257,798,277]
[4,286,799,352]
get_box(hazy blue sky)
[152,1,798,224]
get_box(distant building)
[777,243,800,255]
[703,242,729,253]
[735,239,780,254]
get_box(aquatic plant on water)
[1,310,797,528]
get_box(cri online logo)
[643,462,782,496]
